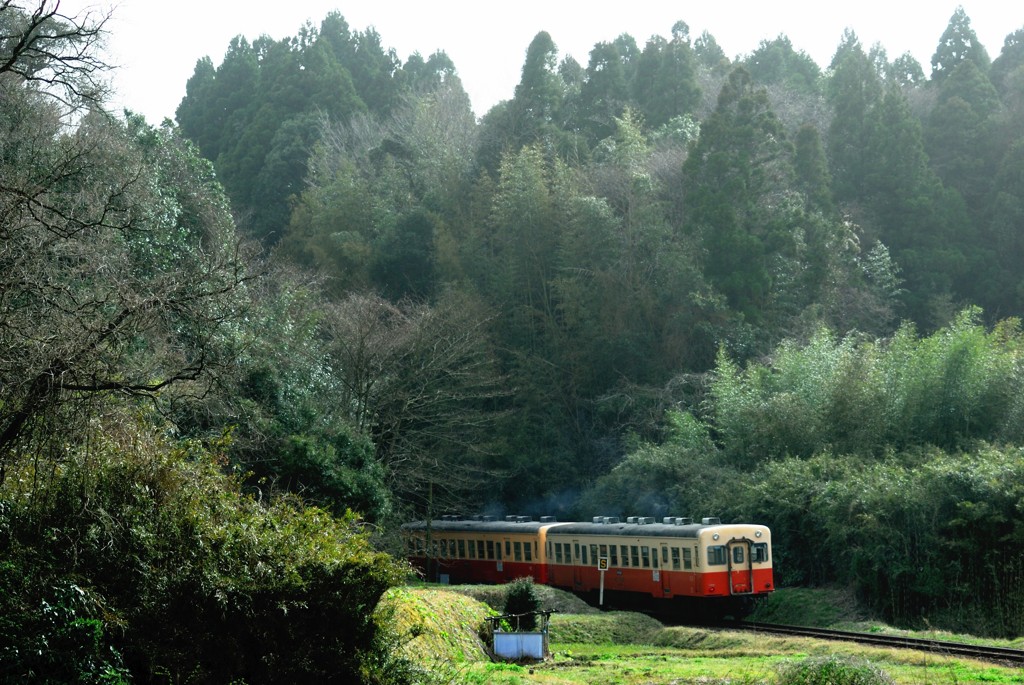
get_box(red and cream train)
[402,515,774,616]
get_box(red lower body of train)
[402,516,774,615]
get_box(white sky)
[56,0,1024,123]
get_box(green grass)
[384,584,1024,684]
[749,586,868,627]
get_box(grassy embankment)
[378,584,1024,684]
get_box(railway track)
[731,621,1024,666]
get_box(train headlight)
[712,533,719,540]
[755,531,762,538]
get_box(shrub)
[0,417,411,684]
[503,577,540,631]
[776,655,894,685]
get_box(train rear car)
[402,515,558,585]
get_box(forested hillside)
[169,7,1024,634]
[3,3,1024,680]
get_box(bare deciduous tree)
[0,0,111,111]
[324,290,508,513]
[0,4,253,477]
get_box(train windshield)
[752,542,769,563]
[707,545,728,566]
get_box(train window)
[486,540,494,560]
[574,543,580,562]
[610,545,618,566]
[582,545,588,565]
[525,543,532,562]
[555,543,563,564]
[662,547,669,565]
[641,547,650,568]
[752,543,769,563]
[671,547,681,570]
[708,545,727,566]
[682,548,692,570]
[514,541,522,561]
[468,540,476,559]
[496,542,502,560]
[631,545,640,567]
[505,540,511,559]
[478,540,485,558]
[621,545,629,566]
[733,546,744,564]
[599,544,608,560]
[590,544,598,564]
[651,548,659,569]
[458,540,466,558]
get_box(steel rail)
[733,621,1024,666]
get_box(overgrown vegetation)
[0,418,411,682]
[0,4,410,680]
[389,585,1024,684]
[5,0,1024,674]
[776,657,895,685]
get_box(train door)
[572,539,583,590]
[659,543,672,596]
[501,537,511,580]
[727,539,753,595]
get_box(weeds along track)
[728,622,1024,667]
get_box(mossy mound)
[379,586,494,670]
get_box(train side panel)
[402,518,774,614]
[545,521,774,601]
[402,518,561,585]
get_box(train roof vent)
[593,516,605,524]
[505,515,518,522]
[481,515,496,522]
[604,516,620,524]
[517,515,533,522]
[676,517,693,525]
[626,516,638,524]
[540,516,557,523]
[639,516,655,525]
[663,517,676,524]
[702,517,722,525]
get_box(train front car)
[401,515,558,586]
[545,516,774,617]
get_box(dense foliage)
[168,6,1024,635]
[0,3,411,681]
[6,0,1024,665]
[0,421,409,683]
[584,311,1024,635]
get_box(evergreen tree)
[682,68,803,329]
[694,30,729,72]
[744,34,821,94]
[864,85,972,325]
[931,6,991,83]
[990,28,1024,94]
[577,40,631,143]
[827,32,883,202]
[926,59,1001,213]
[633,22,701,129]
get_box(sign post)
[597,556,609,605]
